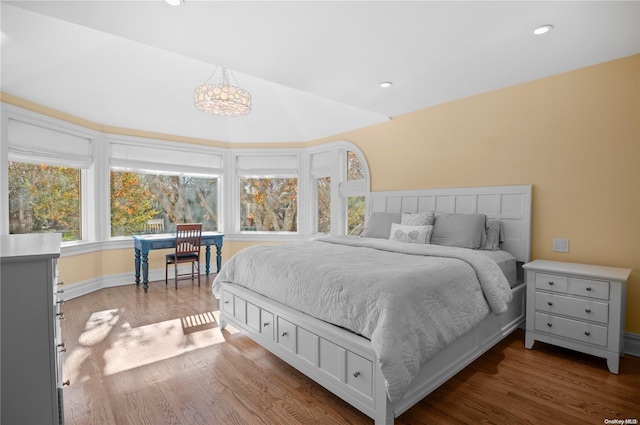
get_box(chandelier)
[193,68,252,117]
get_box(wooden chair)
[145,219,165,233]
[165,223,202,289]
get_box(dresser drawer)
[222,291,234,315]
[535,292,609,324]
[568,277,609,301]
[535,273,568,293]
[534,312,608,347]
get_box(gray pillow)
[482,219,503,250]
[431,213,486,249]
[361,212,401,239]
[401,211,435,226]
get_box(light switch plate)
[553,238,569,252]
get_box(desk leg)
[216,245,222,273]
[134,249,141,286]
[142,252,149,292]
[205,246,211,276]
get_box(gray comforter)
[213,236,512,402]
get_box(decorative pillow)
[483,219,503,250]
[401,211,435,226]
[361,212,401,239]
[431,213,486,249]
[389,223,433,244]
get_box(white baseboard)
[60,267,209,301]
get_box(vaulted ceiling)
[2,1,639,143]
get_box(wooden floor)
[61,278,640,425]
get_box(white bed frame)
[219,184,532,424]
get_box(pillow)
[483,219,503,250]
[431,213,486,249]
[361,212,401,239]
[389,223,433,244]
[401,211,435,226]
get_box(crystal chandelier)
[193,68,252,117]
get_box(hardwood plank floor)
[61,278,640,425]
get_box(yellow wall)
[6,55,640,332]
[310,54,640,332]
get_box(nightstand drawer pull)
[584,331,591,336]
[547,322,552,327]
[263,322,270,327]
[548,281,554,286]
[585,308,591,313]
[353,371,360,378]
[547,301,553,306]
[586,287,592,292]
[281,331,288,337]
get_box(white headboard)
[368,185,532,263]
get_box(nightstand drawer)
[535,273,568,293]
[535,292,608,324]
[567,277,609,301]
[534,312,607,347]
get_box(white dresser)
[1,234,65,425]
[524,259,631,374]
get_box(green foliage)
[348,195,365,236]
[8,162,81,241]
[110,171,219,236]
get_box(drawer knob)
[57,312,65,321]
[281,332,288,337]
[57,289,64,295]
[584,331,591,336]
[263,322,270,327]
[62,380,71,387]
[547,323,552,327]
[547,301,553,306]
[224,300,229,304]
[58,342,66,353]
[548,281,554,286]
[586,287,592,292]
[585,308,591,313]
[353,371,360,378]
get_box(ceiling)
[2,1,639,144]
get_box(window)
[108,139,224,237]
[110,170,219,236]
[8,162,81,241]
[317,177,331,234]
[5,116,94,242]
[347,195,365,236]
[240,177,297,232]
[344,150,366,234]
[235,152,299,233]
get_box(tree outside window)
[346,151,366,234]
[8,162,81,241]
[317,177,331,234]
[110,170,218,236]
[240,178,297,232]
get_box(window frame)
[1,104,99,244]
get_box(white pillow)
[389,223,433,244]
[401,211,435,226]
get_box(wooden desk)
[133,232,224,292]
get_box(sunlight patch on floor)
[65,309,228,379]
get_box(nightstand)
[523,259,631,374]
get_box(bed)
[214,184,531,424]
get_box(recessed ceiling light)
[165,0,183,7]
[379,81,392,88]
[533,25,553,35]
